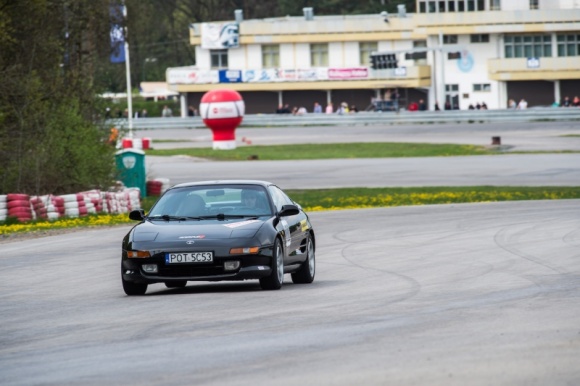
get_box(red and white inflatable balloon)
[199,89,245,150]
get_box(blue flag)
[110,4,126,63]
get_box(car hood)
[131,218,265,242]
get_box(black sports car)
[121,180,315,295]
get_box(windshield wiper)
[199,214,259,220]
[147,215,202,221]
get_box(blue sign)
[527,57,540,68]
[457,52,474,73]
[219,70,242,83]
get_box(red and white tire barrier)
[0,186,149,223]
[6,193,32,222]
[146,178,170,196]
[120,137,152,150]
[0,195,7,222]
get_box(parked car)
[121,180,315,295]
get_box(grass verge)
[1,186,579,236]
[145,142,493,160]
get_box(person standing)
[313,102,322,113]
[517,99,528,110]
[325,102,334,114]
[162,105,173,117]
[418,99,427,111]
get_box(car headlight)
[127,250,151,258]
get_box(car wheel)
[260,238,284,290]
[165,281,187,288]
[291,235,315,284]
[122,276,148,296]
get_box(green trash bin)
[115,149,147,197]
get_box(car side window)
[268,186,293,212]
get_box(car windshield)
[148,184,273,219]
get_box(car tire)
[260,238,284,290]
[291,235,315,284]
[122,276,148,295]
[165,281,187,288]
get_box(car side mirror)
[278,204,299,217]
[129,209,145,221]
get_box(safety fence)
[107,107,580,131]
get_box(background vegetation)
[0,0,414,195]
[0,0,116,195]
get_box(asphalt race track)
[1,121,579,385]
[1,200,579,385]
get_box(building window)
[443,35,458,44]
[360,42,378,66]
[262,45,279,68]
[473,83,491,92]
[411,40,427,60]
[557,34,580,57]
[418,0,485,13]
[491,0,501,10]
[310,43,328,67]
[210,49,228,68]
[504,35,552,58]
[530,0,539,9]
[470,34,490,43]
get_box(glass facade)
[418,0,484,12]
[210,49,228,68]
[557,34,580,57]
[359,42,378,66]
[470,34,490,43]
[504,35,552,58]
[262,45,279,67]
[310,43,328,67]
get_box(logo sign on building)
[457,51,474,73]
[219,70,243,83]
[527,57,540,69]
[201,23,239,49]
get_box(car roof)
[171,180,274,189]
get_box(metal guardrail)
[108,108,580,130]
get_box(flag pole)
[123,5,133,138]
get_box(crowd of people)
[275,101,359,115]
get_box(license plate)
[165,252,213,264]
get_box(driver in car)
[242,190,259,208]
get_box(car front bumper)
[122,248,274,284]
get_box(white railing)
[108,108,580,130]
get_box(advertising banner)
[167,68,219,84]
[243,69,283,82]
[201,23,239,49]
[328,67,369,79]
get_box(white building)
[167,0,580,114]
